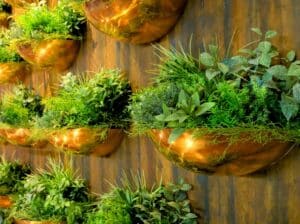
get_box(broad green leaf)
[178,90,188,108]
[217,62,229,74]
[287,50,296,62]
[267,65,288,80]
[185,213,198,219]
[165,110,188,122]
[265,30,277,39]
[208,44,219,56]
[162,103,170,115]
[200,52,215,67]
[248,58,259,66]
[280,94,299,121]
[191,92,200,107]
[251,27,262,36]
[287,63,300,77]
[205,69,220,80]
[195,102,216,116]
[259,53,272,67]
[293,83,300,103]
[257,41,272,53]
[168,128,185,143]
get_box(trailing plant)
[9,160,92,223]
[0,157,31,195]
[0,30,22,63]
[0,85,43,127]
[87,174,198,224]
[130,28,300,143]
[37,69,132,130]
[13,0,85,41]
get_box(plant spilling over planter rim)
[86,174,198,224]
[84,0,187,44]
[130,28,300,175]
[12,1,85,70]
[36,69,131,155]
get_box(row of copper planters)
[84,0,187,44]
[0,128,124,156]
[149,129,295,176]
[0,40,80,84]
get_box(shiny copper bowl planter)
[17,39,80,72]
[149,129,295,175]
[14,219,63,224]
[5,128,46,147]
[84,0,187,44]
[48,128,124,156]
[0,195,12,208]
[0,62,31,84]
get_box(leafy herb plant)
[130,28,300,143]
[9,160,91,224]
[0,85,43,127]
[0,157,31,195]
[13,0,85,41]
[87,174,198,224]
[0,30,23,63]
[37,69,131,129]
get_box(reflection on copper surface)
[48,128,124,156]
[4,128,46,147]
[0,62,31,84]
[150,129,294,175]
[14,219,63,224]
[84,0,187,44]
[17,39,80,72]
[0,195,12,208]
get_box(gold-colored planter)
[0,195,12,208]
[84,0,187,44]
[149,129,294,175]
[17,39,80,72]
[14,219,63,224]
[5,128,46,147]
[0,62,31,84]
[48,128,124,156]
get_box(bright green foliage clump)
[38,69,132,129]
[10,160,91,224]
[14,1,85,40]
[0,31,22,63]
[0,85,44,126]
[0,158,31,195]
[87,175,198,224]
[130,28,300,143]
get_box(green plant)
[87,174,198,224]
[13,0,85,41]
[0,30,22,63]
[0,85,43,126]
[37,69,132,129]
[130,28,300,143]
[9,160,91,223]
[0,157,31,195]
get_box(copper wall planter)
[0,195,12,208]
[14,219,63,224]
[48,128,124,156]
[0,62,31,84]
[149,129,295,175]
[17,39,80,72]
[84,0,187,44]
[5,128,46,147]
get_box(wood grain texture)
[0,0,300,223]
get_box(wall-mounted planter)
[84,0,187,44]
[4,128,46,147]
[48,128,124,156]
[14,219,63,224]
[17,39,80,72]
[0,195,12,208]
[0,62,31,84]
[149,129,295,175]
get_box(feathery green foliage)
[10,160,91,224]
[0,30,22,63]
[0,157,31,195]
[130,28,300,143]
[0,85,43,126]
[37,70,132,129]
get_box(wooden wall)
[1,0,300,223]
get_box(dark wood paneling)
[1,0,300,223]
